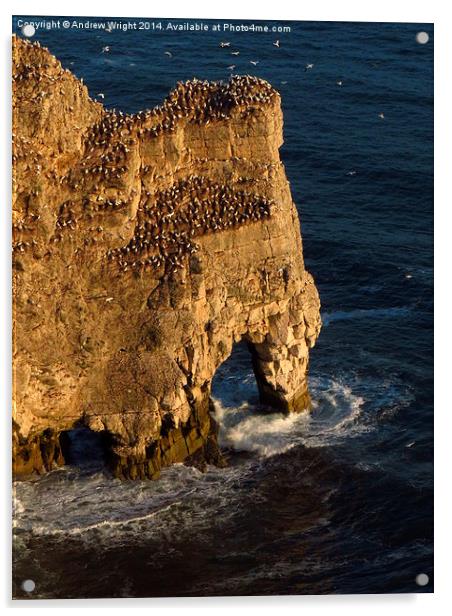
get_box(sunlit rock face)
[12,35,321,479]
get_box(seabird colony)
[107,177,273,274]
[12,36,278,275]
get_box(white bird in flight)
[220,42,231,48]
[97,93,105,99]
[305,63,314,71]
[336,80,343,86]
[101,46,110,53]
[231,51,240,56]
[250,60,259,66]
[273,40,280,47]
[378,112,385,119]
[227,65,236,71]
[164,51,173,57]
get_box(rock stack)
[12,35,321,479]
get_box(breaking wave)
[213,373,368,457]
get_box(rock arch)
[12,36,321,480]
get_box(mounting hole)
[21,579,36,593]
[415,573,429,587]
[416,31,429,45]
[21,24,36,37]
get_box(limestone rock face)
[12,36,321,479]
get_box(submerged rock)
[12,35,321,479]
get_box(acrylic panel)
[12,15,433,599]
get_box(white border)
[2,0,451,613]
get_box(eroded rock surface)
[12,35,321,479]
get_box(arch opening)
[210,338,298,459]
[59,425,113,473]
[212,340,259,408]
[211,338,276,413]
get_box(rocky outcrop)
[12,35,321,479]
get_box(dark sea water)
[12,17,433,598]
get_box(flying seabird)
[378,112,385,119]
[250,60,259,66]
[164,51,173,57]
[273,40,280,47]
[220,42,231,48]
[97,93,105,99]
[336,80,343,86]
[227,65,236,71]
[101,46,110,53]
[305,63,314,71]
[231,51,240,56]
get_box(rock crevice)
[12,36,321,479]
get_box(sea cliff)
[12,35,321,479]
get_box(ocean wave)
[321,306,411,326]
[13,369,405,544]
[23,500,182,537]
[12,462,248,541]
[213,374,370,457]
[214,399,310,457]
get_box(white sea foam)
[13,369,371,543]
[27,501,182,537]
[13,462,248,542]
[212,371,369,458]
[214,399,310,456]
